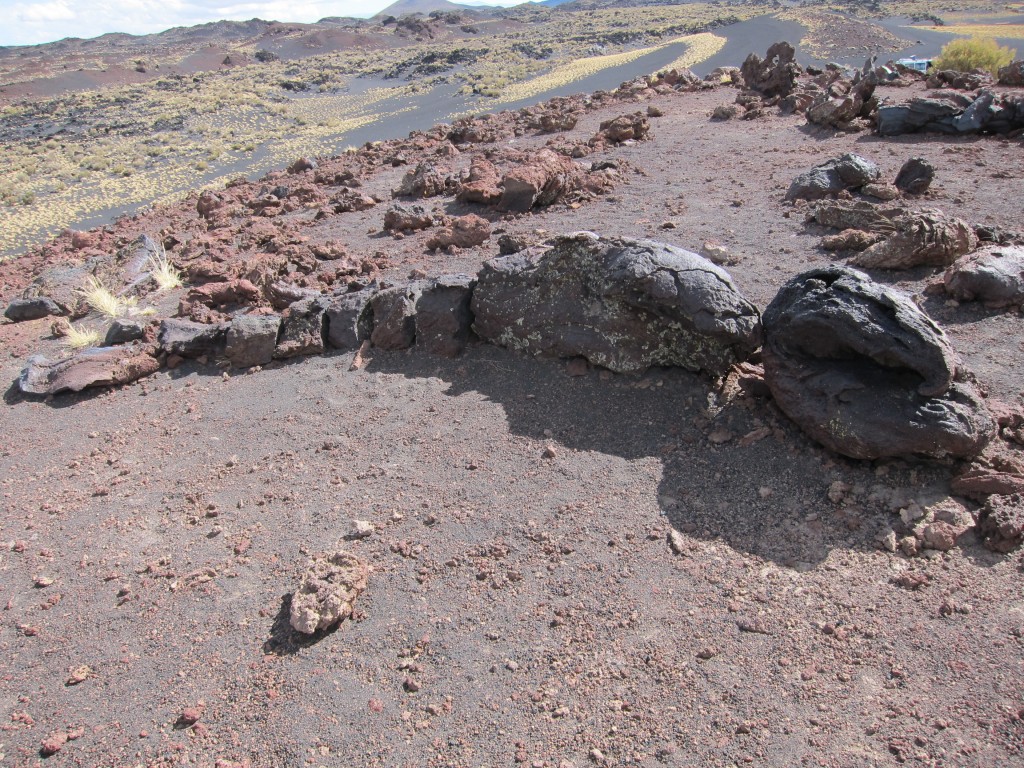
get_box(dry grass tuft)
[147,242,184,291]
[63,324,101,350]
[79,276,136,319]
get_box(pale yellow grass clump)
[147,243,183,291]
[63,324,101,350]
[492,43,665,105]
[921,24,1024,41]
[79,276,137,318]
[654,33,728,75]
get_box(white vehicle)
[896,56,933,72]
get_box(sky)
[0,0,526,46]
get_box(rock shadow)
[364,343,950,567]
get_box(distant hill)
[373,0,478,18]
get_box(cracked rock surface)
[471,233,762,376]
[761,266,994,460]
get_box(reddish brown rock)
[383,203,433,232]
[977,494,1024,552]
[426,214,491,251]
[19,344,160,396]
[179,279,261,317]
[594,112,650,144]
[456,158,503,206]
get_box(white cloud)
[0,0,528,46]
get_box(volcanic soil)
[1,74,1023,768]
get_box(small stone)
[920,521,959,551]
[40,731,68,756]
[66,665,92,685]
[542,445,557,460]
[34,575,54,588]
[667,529,686,555]
[701,240,731,265]
[708,428,733,445]
[348,520,375,539]
[404,677,421,693]
[899,536,919,557]
[505,660,520,671]
[696,647,718,660]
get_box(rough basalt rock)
[944,245,1024,308]
[383,203,433,232]
[326,287,376,350]
[821,229,882,252]
[289,550,369,635]
[894,157,934,195]
[471,233,762,376]
[740,42,801,98]
[999,60,1024,87]
[851,210,977,269]
[785,154,881,201]
[19,343,160,395]
[4,297,64,322]
[497,150,582,213]
[761,266,994,460]
[332,189,377,213]
[159,319,227,358]
[456,157,503,206]
[178,279,261,318]
[275,297,328,358]
[594,112,650,144]
[226,315,281,368]
[103,318,147,346]
[927,69,992,91]
[976,494,1024,552]
[876,89,1024,136]
[393,161,455,199]
[370,284,423,350]
[415,275,476,358]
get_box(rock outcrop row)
[16,234,999,469]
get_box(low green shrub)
[933,36,1017,77]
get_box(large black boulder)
[761,266,994,460]
[470,233,762,376]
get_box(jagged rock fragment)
[290,550,369,634]
[740,42,801,97]
[852,210,976,269]
[426,214,491,250]
[894,157,934,195]
[104,318,146,346]
[275,297,327,358]
[326,287,376,350]
[370,284,423,350]
[785,153,880,201]
[977,494,1024,552]
[159,319,227,358]
[415,275,476,357]
[383,203,433,232]
[226,315,281,367]
[4,297,64,322]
